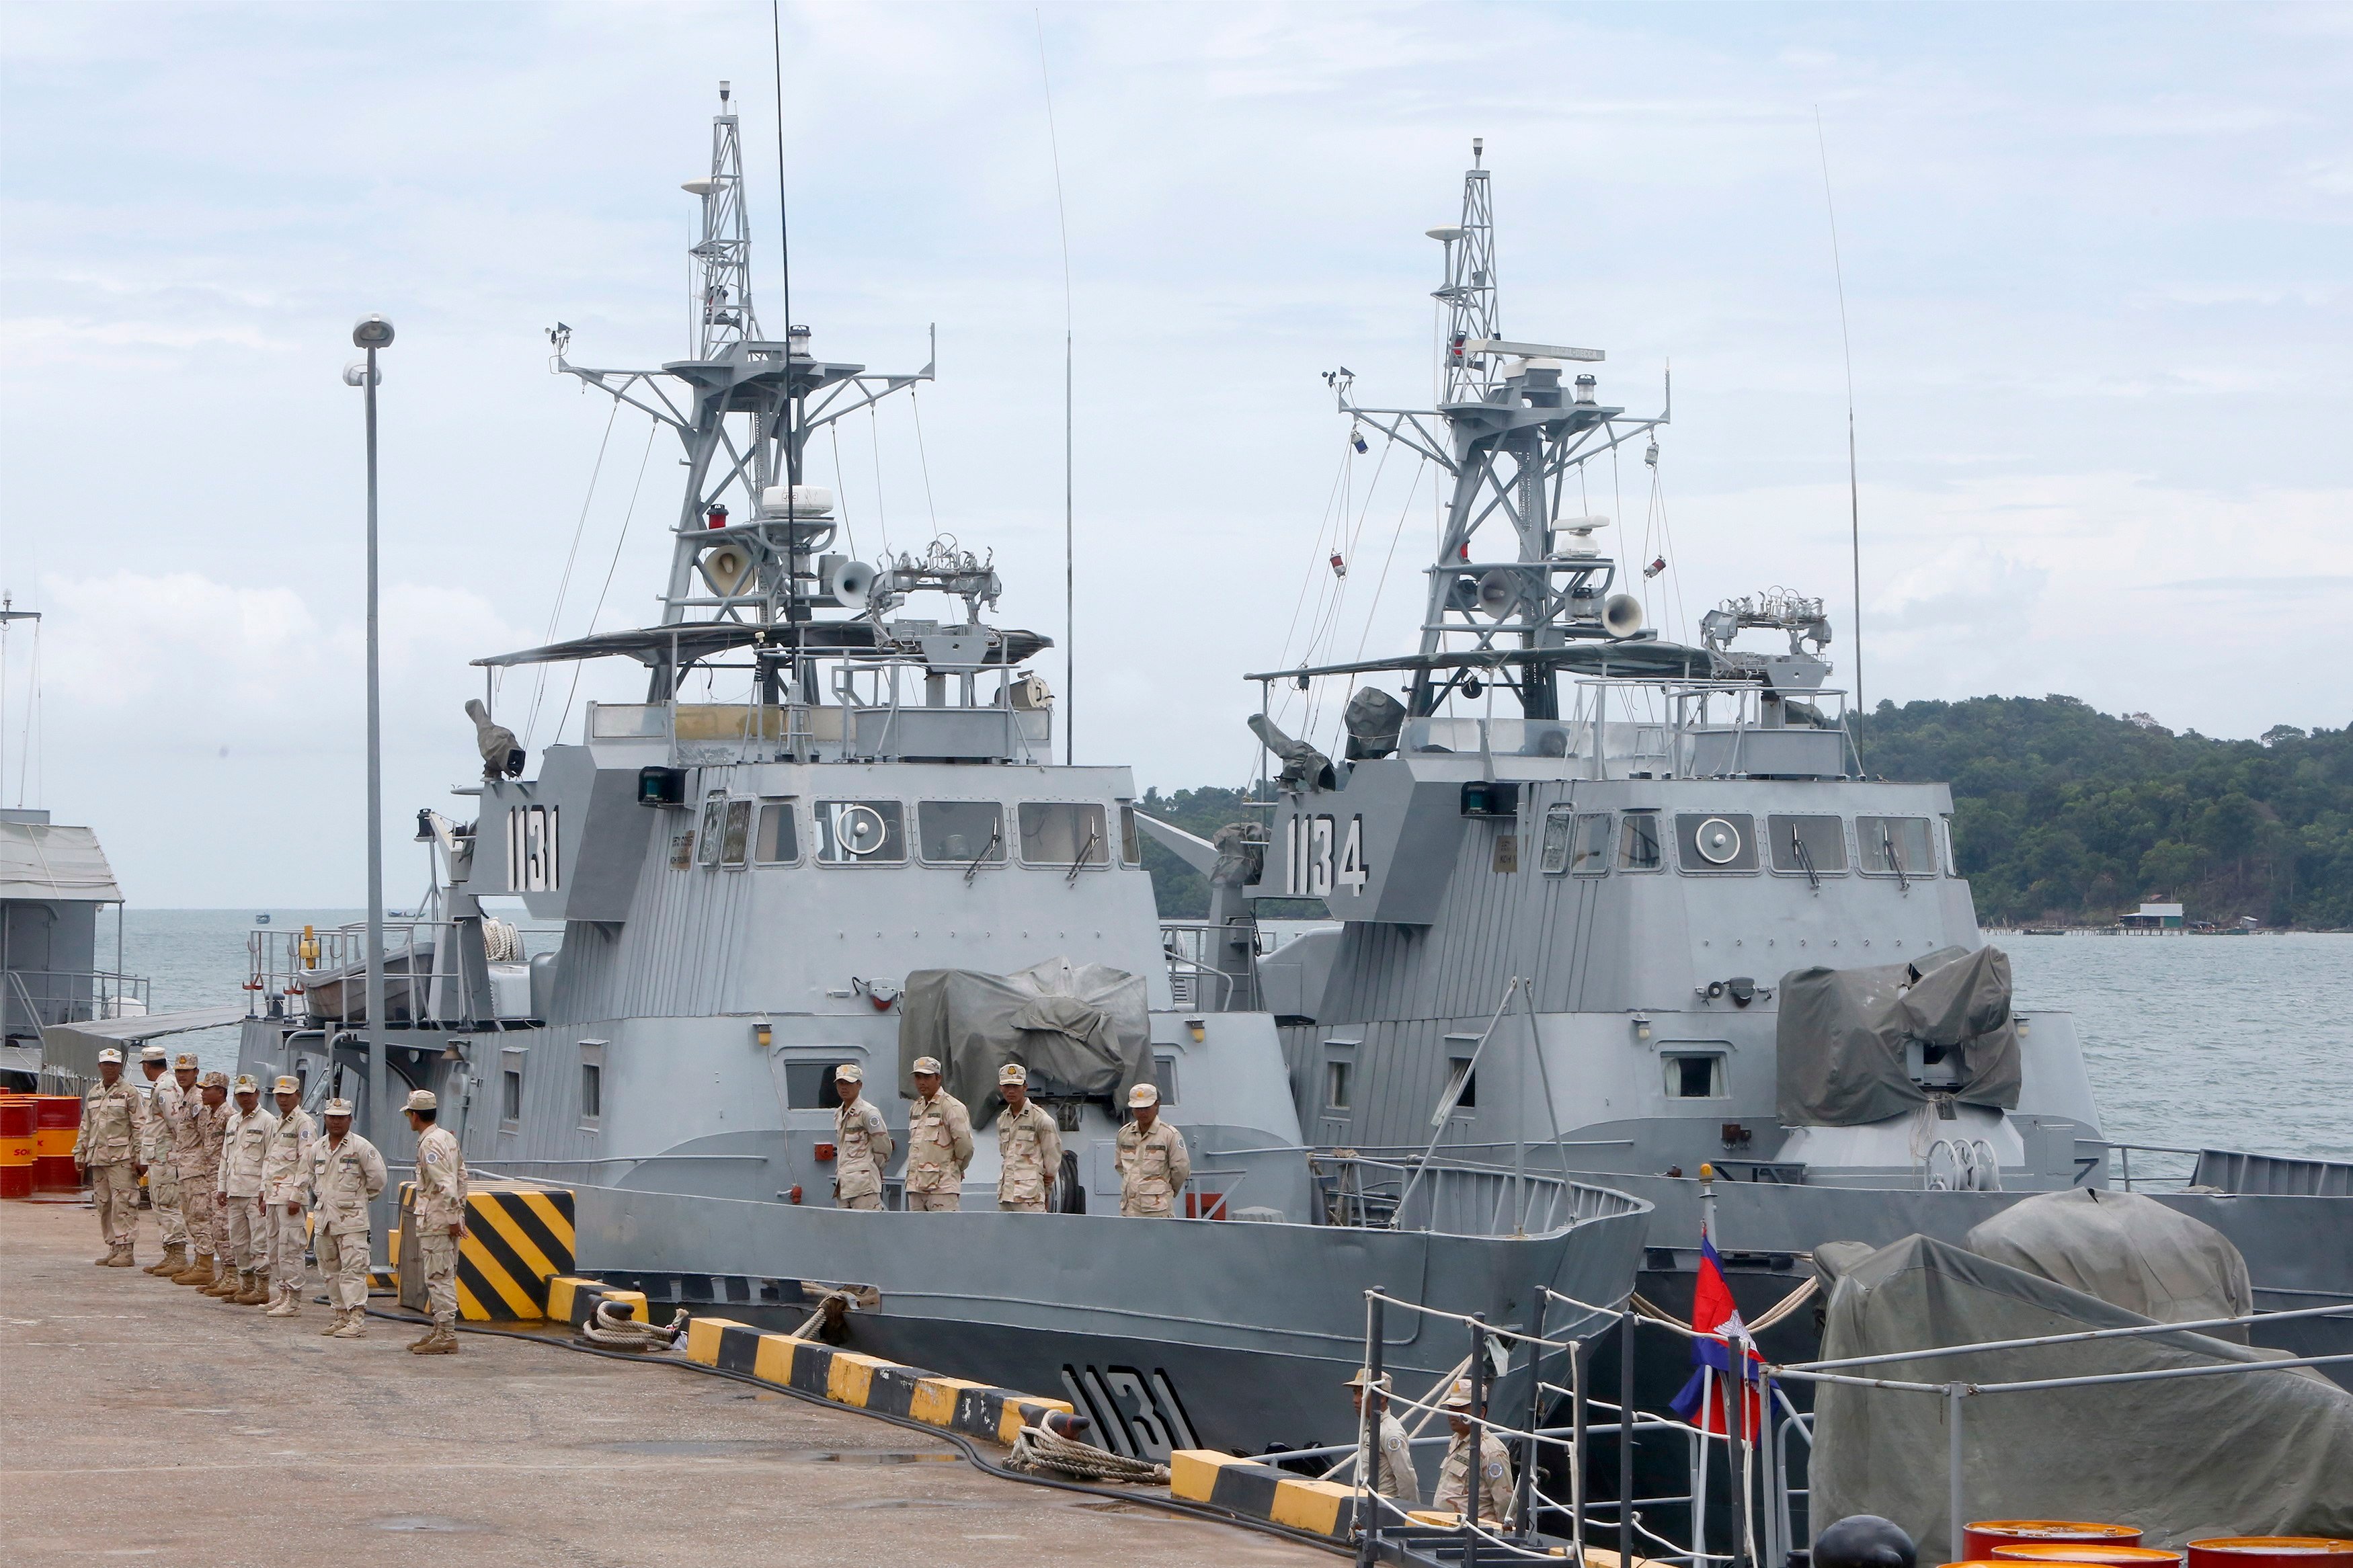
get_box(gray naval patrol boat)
[228,88,1647,1462]
[1179,145,2353,1403]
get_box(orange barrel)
[1972,1527,2148,1562]
[2188,1543,2353,1568]
[34,1094,83,1191]
[0,1098,34,1200]
[1995,1546,2182,1568]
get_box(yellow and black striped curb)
[684,1316,1072,1447]
[396,1180,575,1321]
[1169,1450,1359,1540]
[545,1274,649,1331]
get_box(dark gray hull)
[573,1182,1651,1457]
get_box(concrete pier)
[0,1200,1325,1566]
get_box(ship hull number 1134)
[1281,813,1369,899]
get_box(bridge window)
[580,1063,601,1121]
[815,800,906,864]
[1572,813,1611,874]
[1019,802,1108,867]
[1767,814,1847,876]
[783,1059,847,1109]
[720,798,753,868]
[1324,1059,1351,1110]
[918,800,1006,865]
[696,794,725,868]
[1539,806,1575,874]
[755,799,800,864]
[1617,812,1663,872]
[1858,815,1936,879]
[1663,1053,1726,1099]
[1121,804,1142,866]
[1677,813,1759,873]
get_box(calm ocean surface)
[113,910,2353,1168]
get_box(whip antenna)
[1036,9,1074,766]
[772,1,797,483]
[1815,107,1865,749]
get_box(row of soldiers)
[831,1057,1190,1214]
[71,1046,471,1354]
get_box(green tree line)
[1857,697,2352,929]
[1138,700,2353,929]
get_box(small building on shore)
[2120,900,2186,933]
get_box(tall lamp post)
[346,315,393,1142]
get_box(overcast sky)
[3,1,2348,909]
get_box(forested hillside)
[1137,702,2353,928]
[1856,698,2352,929]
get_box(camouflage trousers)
[315,1227,371,1311]
[417,1229,459,1324]
[177,1175,218,1257]
[149,1161,186,1247]
[265,1203,308,1291]
[906,1190,961,1212]
[89,1163,138,1249]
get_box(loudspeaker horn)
[1602,593,1645,638]
[1474,569,1522,620]
[827,558,877,609]
[697,541,756,598]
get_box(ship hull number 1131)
[1281,813,1369,899]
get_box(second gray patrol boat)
[229,87,1648,1462]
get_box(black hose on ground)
[362,1306,1348,1559]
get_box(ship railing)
[4,967,152,1033]
[2102,1140,2206,1192]
[1554,676,1862,782]
[586,679,1052,770]
[1157,921,1246,1011]
[245,919,470,1027]
[1308,1150,1636,1237]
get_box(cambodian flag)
[1669,1230,1766,1437]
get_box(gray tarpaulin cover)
[1776,945,2022,1126]
[898,960,1154,1130]
[1810,1235,2353,1546]
[1968,1188,2255,1339]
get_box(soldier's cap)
[403,1088,438,1112]
[998,1063,1027,1085]
[323,1098,356,1117]
[174,1052,199,1069]
[199,1071,229,1089]
[1342,1368,1392,1393]
[272,1075,300,1096]
[232,1074,260,1093]
[1440,1378,1476,1412]
[834,1063,864,1084]
[97,1046,124,1064]
[910,1055,943,1077]
[141,1043,169,1061]
[1127,1082,1161,1108]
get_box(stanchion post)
[1521,1290,1547,1537]
[1572,1335,1589,1568]
[1467,1311,1486,1568]
[1947,1381,1966,1565]
[1357,1291,1385,1568]
[1620,1304,1636,1568]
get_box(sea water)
[113,911,2353,1167]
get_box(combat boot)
[93,1247,118,1265]
[146,1243,188,1276]
[232,1272,270,1306]
[319,1307,348,1335]
[406,1321,438,1350]
[202,1267,241,1298]
[103,1245,136,1268]
[410,1321,458,1355]
[264,1284,300,1318]
[173,1253,216,1286]
[331,1310,368,1340]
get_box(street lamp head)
[342,360,380,388]
[352,314,396,349]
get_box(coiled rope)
[578,1298,690,1352]
[1005,1420,1170,1485]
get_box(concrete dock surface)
[1,1200,1328,1567]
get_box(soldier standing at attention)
[1115,1081,1189,1219]
[405,1088,467,1355]
[210,1076,272,1303]
[136,1044,188,1274]
[260,1076,317,1319]
[309,1099,387,1339]
[171,1071,228,1297]
[1343,1368,1421,1507]
[1431,1378,1515,1528]
[831,1065,891,1210]
[71,1046,147,1266]
[993,1063,1063,1214]
[902,1055,972,1213]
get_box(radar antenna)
[688,81,760,360]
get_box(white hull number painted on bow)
[507,804,560,892]
[1283,812,1369,898]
